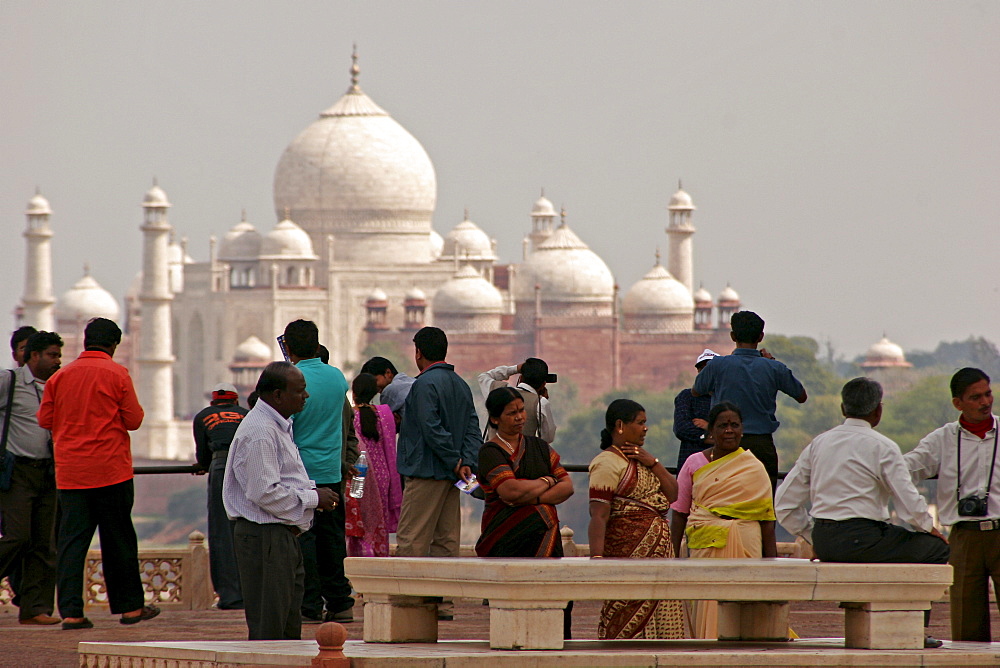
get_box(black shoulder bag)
[0,370,17,491]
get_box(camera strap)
[956,421,1000,506]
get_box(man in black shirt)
[193,382,248,610]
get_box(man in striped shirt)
[223,362,338,640]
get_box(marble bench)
[344,556,952,651]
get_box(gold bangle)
[653,458,660,466]
[591,555,603,559]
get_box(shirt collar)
[732,348,762,357]
[255,398,294,434]
[296,357,322,368]
[418,361,451,376]
[18,365,39,385]
[958,416,998,437]
[515,382,539,396]
[843,417,872,429]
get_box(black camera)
[546,373,557,384]
[958,495,989,517]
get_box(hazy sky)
[3,2,998,361]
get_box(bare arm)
[588,501,610,558]
[539,477,573,505]
[760,520,778,558]
[495,477,550,505]
[670,510,688,558]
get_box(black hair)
[600,398,645,450]
[24,331,63,359]
[353,373,380,442]
[256,361,297,395]
[730,311,765,344]
[520,358,549,390]
[413,326,447,362]
[318,344,330,365]
[360,356,397,377]
[247,391,259,408]
[951,367,991,399]
[283,319,319,359]
[485,386,524,428]
[707,402,743,430]
[83,318,122,349]
[10,326,37,354]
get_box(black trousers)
[233,518,304,640]
[948,525,1000,642]
[299,482,353,618]
[57,479,145,617]
[207,460,242,608]
[0,458,57,618]
[740,433,779,491]
[813,518,950,628]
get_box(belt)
[211,450,229,461]
[953,519,1000,531]
[13,455,53,469]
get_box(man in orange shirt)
[37,318,159,630]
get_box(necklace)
[496,433,520,455]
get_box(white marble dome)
[56,269,121,322]
[623,264,694,315]
[233,335,273,362]
[219,216,263,261]
[429,230,444,259]
[405,286,427,301]
[26,192,52,215]
[863,336,910,367]
[273,62,436,239]
[668,185,694,210]
[532,194,556,217]
[514,223,614,304]
[259,218,318,260]
[718,284,740,303]
[441,215,495,260]
[366,287,388,302]
[143,183,170,208]
[433,265,503,315]
[693,285,713,304]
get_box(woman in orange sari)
[588,399,687,639]
[670,402,778,638]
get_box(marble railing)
[0,530,214,613]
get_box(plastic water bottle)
[350,451,369,499]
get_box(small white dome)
[441,215,495,260]
[366,287,388,302]
[233,335,273,362]
[219,216,263,261]
[718,284,740,303]
[405,286,427,301]
[168,239,194,265]
[26,192,52,216]
[693,285,712,304]
[429,230,444,259]
[56,270,121,322]
[623,264,694,315]
[432,266,503,315]
[863,336,911,368]
[668,185,694,210]
[259,218,318,260]
[514,223,614,303]
[531,195,556,217]
[143,183,171,208]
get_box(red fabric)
[960,415,994,440]
[37,350,144,490]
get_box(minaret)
[666,180,696,293]
[528,189,557,251]
[22,189,55,331]
[138,180,175,427]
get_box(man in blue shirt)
[692,311,807,489]
[360,356,415,432]
[396,327,481,620]
[283,320,354,624]
[673,349,717,469]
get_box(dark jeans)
[0,459,57,618]
[57,479,145,617]
[813,518,950,628]
[299,482,353,618]
[233,518,304,640]
[740,433,778,491]
[949,524,1000,641]
[207,460,242,608]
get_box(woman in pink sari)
[344,373,403,557]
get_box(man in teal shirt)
[283,320,353,623]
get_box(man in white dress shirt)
[223,362,338,640]
[775,377,949,647]
[906,367,1000,642]
[478,358,556,443]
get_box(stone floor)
[3,598,1000,667]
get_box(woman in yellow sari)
[670,402,777,639]
[588,399,687,639]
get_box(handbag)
[0,370,16,491]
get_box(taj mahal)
[19,51,904,461]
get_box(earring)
[618,428,623,434]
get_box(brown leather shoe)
[20,614,61,626]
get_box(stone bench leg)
[488,599,566,650]
[717,601,790,641]
[362,594,438,643]
[841,601,927,649]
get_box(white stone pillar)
[138,182,175,426]
[666,188,696,293]
[22,191,55,331]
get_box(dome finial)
[283,206,291,221]
[540,187,545,197]
[464,207,469,221]
[349,44,360,92]
[677,178,683,190]
[559,205,567,228]
[654,247,661,266]
[241,208,247,222]
[152,176,158,187]
[83,262,91,277]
